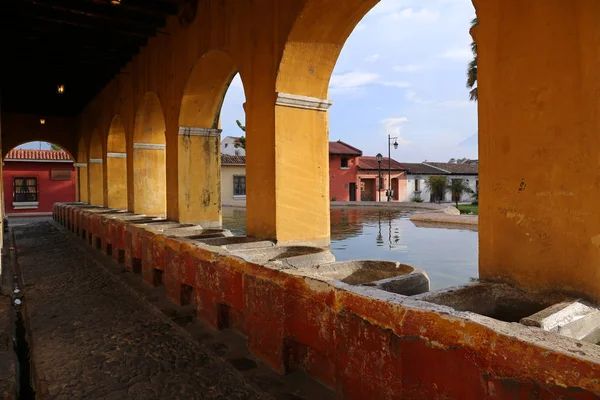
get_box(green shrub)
[410,194,424,203]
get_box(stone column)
[107,152,127,210]
[75,163,89,203]
[132,143,166,216]
[246,93,331,246]
[177,127,222,227]
[88,158,104,206]
[475,0,600,301]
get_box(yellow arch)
[275,0,379,98]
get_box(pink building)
[356,156,406,202]
[329,141,407,202]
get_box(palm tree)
[425,176,448,204]
[450,179,474,207]
[466,18,478,101]
[235,120,246,149]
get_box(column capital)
[89,158,103,164]
[107,152,126,158]
[178,127,222,137]
[133,143,166,150]
[275,92,332,111]
[74,163,87,168]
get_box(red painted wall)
[3,161,76,214]
[329,154,359,201]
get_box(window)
[379,177,384,190]
[51,169,71,181]
[224,143,228,148]
[233,175,246,197]
[14,177,38,202]
[414,179,420,192]
[234,149,240,156]
[341,158,349,168]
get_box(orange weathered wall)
[475,0,600,301]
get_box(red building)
[329,141,362,201]
[329,140,407,202]
[3,149,76,216]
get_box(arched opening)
[77,137,89,203]
[133,92,167,216]
[177,50,244,226]
[3,141,75,216]
[106,116,128,209]
[88,129,104,206]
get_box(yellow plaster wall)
[221,164,246,203]
[88,130,105,206]
[475,0,600,301]
[77,138,89,203]
[107,116,128,209]
[132,93,167,216]
[73,0,376,243]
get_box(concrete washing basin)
[294,260,430,296]
[231,245,335,268]
[414,282,573,323]
[167,227,233,239]
[194,236,274,250]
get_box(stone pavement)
[13,222,272,400]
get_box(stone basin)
[231,246,335,268]
[134,221,194,232]
[165,227,232,239]
[414,282,573,323]
[294,260,430,296]
[197,236,275,251]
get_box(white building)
[220,136,245,156]
[402,161,478,203]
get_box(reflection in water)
[221,207,478,291]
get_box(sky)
[220,0,478,163]
[21,0,478,163]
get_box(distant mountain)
[458,133,477,147]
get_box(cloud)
[387,7,440,23]
[405,91,432,105]
[438,47,472,60]
[329,71,410,97]
[381,81,411,88]
[393,64,426,72]
[381,117,411,146]
[330,72,380,89]
[365,54,380,63]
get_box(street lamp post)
[387,135,399,201]
[376,153,383,202]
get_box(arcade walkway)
[11,221,331,399]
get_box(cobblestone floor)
[14,222,270,400]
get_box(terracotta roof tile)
[358,156,405,171]
[424,162,478,175]
[400,163,448,175]
[221,154,246,165]
[329,141,363,156]
[5,149,72,161]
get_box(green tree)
[50,143,62,150]
[235,120,246,149]
[466,18,478,102]
[450,179,474,208]
[426,176,449,204]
